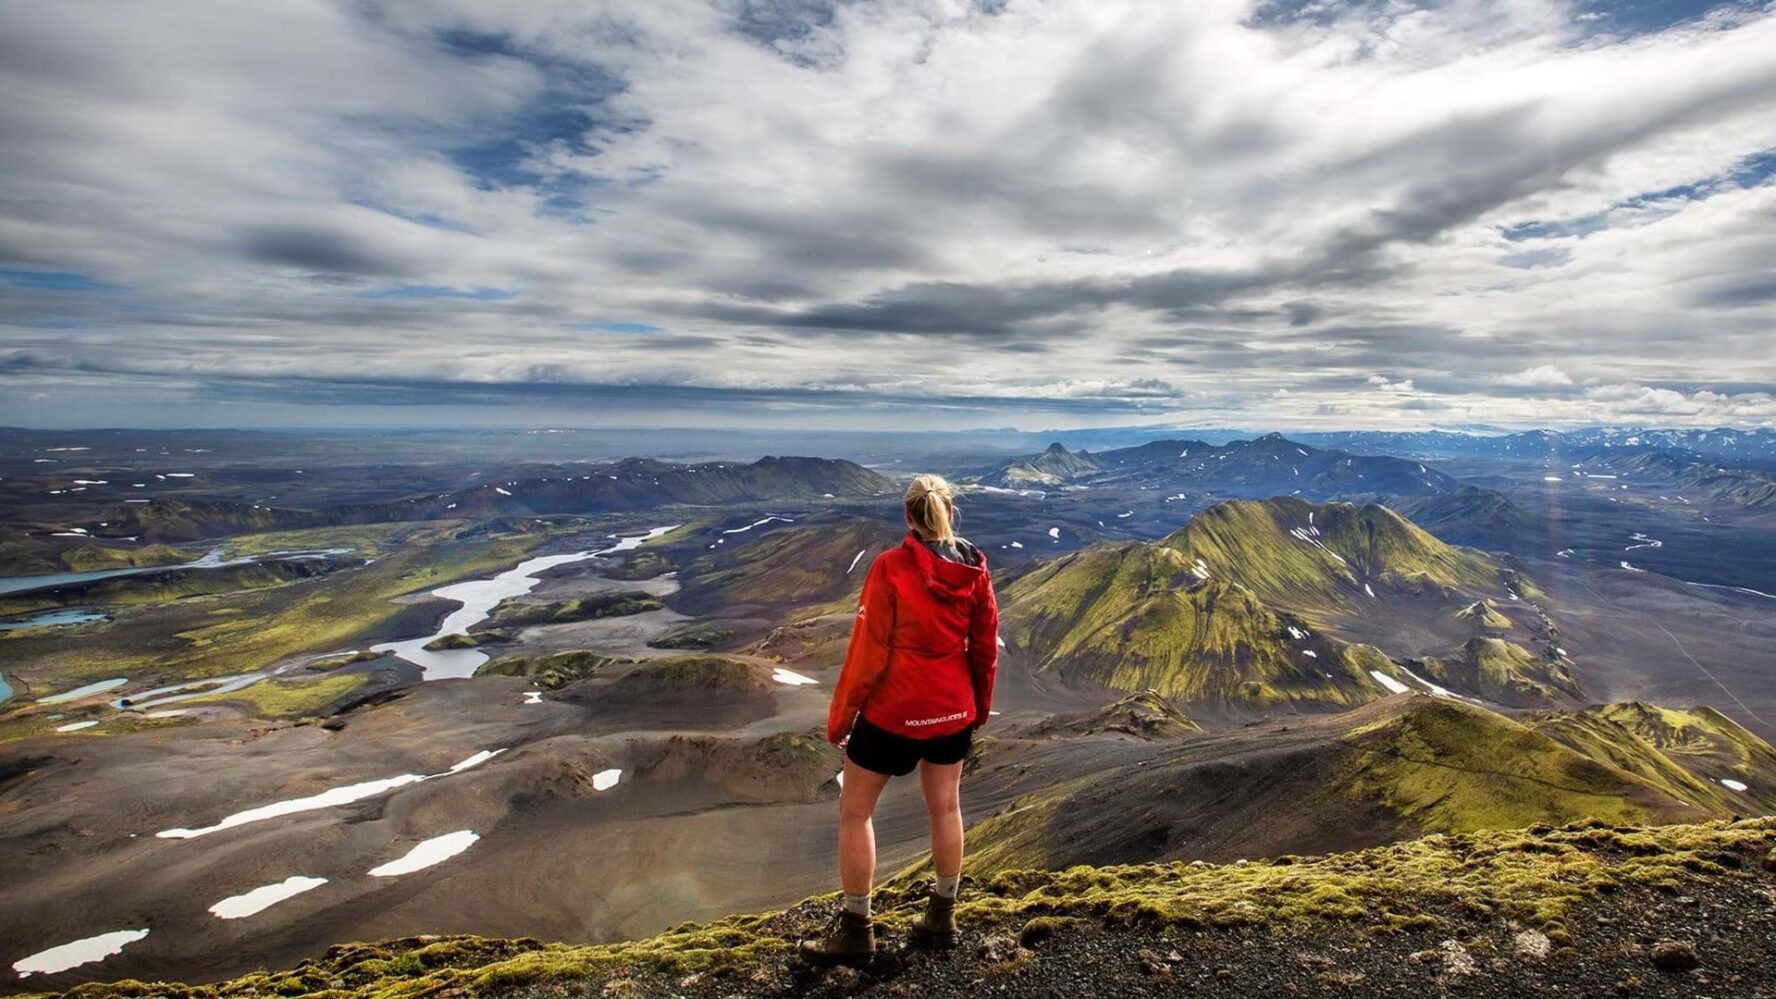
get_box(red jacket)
[826,531,999,743]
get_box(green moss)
[421,631,511,651]
[56,818,1771,998]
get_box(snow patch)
[157,749,505,839]
[1370,671,1411,695]
[369,831,480,877]
[209,876,328,919]
[12,930,149,978]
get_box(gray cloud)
[1,0,1774,430]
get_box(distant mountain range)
[1291,427,1776,467]
[978,433,1460,498]
[95,455,891,542]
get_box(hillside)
[1533,702,1776,815]
[944,697,1712,877]
[669,518,902,618]
[1406,637,1581,708]
[32,816,1775,998]
[1384,487,1540,552]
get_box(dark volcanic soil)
[504,875,1776,999]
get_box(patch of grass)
[478,650,623,689]
[423,631,512,651]
[484,591,662,628]
[186,672,369,717]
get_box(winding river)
[373,526,678,680]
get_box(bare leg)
[918,759,964,879]
[839,758,892,897]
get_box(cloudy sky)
[1,0,1773,431]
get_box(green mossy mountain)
[1335,698,1677,834]
[476,650,625,689]
[1454,599,1513,630]
[998,540,1398,706]
[1158,497,1503,619]
[998,498,1539,709]
[483,591,662,628]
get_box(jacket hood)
[902,530,988,601]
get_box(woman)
[799,474,999,967]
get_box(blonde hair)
[904,474,957,543]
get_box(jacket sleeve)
[967,566,1000,727]
[826,556,895,744]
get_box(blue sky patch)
[0,268,120,292]
[566,321,662,334]
[363,284,516,301]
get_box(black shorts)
[845,714,972,777]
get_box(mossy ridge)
[1030,688,1203,740]
[43,817,1776,999]
[1533,701,1776,813]
[1336,698,1679,834]
[612,656,771,693]
[57,542,203,572]
[1453,599,1513,630]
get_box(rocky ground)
[31,817,1776,999]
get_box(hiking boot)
[907,890,959,949]
[798,909,875,967]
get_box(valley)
[0,426,1772,994]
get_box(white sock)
[842,892,871,918]
[934,874,960,899]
